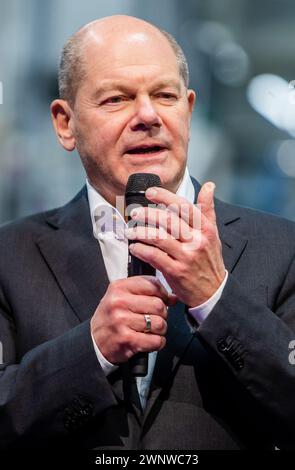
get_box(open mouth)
[126,145,166,155]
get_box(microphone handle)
[129,352,148,377]
[128,243,155,377]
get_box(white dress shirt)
[87,168,228,409]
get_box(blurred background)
[1,0,295,224]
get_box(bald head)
[58,15,189,105]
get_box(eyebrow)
[92,79,181,100]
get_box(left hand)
[125,182,226,308]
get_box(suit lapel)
[215,200,248,274]
[192,177,248,273]
[218,222,248,273]
[36,187,140,411]
[36,187,110,323]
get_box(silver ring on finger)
[144,314,152,333]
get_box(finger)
[124,275,172,305]
[127,225,202,260]
[197,182,216,225]
[126,313,167,335]
[129,206,194,242]
[127,226,183,259]
[129,243,176,277]
[129,331,166,354]
[124,295,169,319]
[145,186,201,229]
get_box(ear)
[186,90,196,144]
[187,89,196,120]
[50,99,76,151]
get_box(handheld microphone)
[125,173,162,377]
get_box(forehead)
[83,30,180,85]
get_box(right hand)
[90,275,178,364]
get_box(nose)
[129,96,162,132]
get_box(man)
[1,15,295,449]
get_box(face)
[52,24,196,205]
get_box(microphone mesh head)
[126,173,161,193]
[125,173,162,208]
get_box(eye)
[156,93,178,101]
[101,96,127,105]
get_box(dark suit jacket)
[1,177,295,449]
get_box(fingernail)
[206,182,215,191]
[146,187,157,198]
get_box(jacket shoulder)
[0,208,57,240]
[0,187,87,241]
[215,197,295,240]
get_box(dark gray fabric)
[1,178,295,449]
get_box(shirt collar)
[86,167,195,238]
[175,166,195,204]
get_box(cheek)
[93,115,127,150]
[167,107,190,138]
[171,118,190,149]
[77,117,119,154]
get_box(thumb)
[197,182,216,224]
